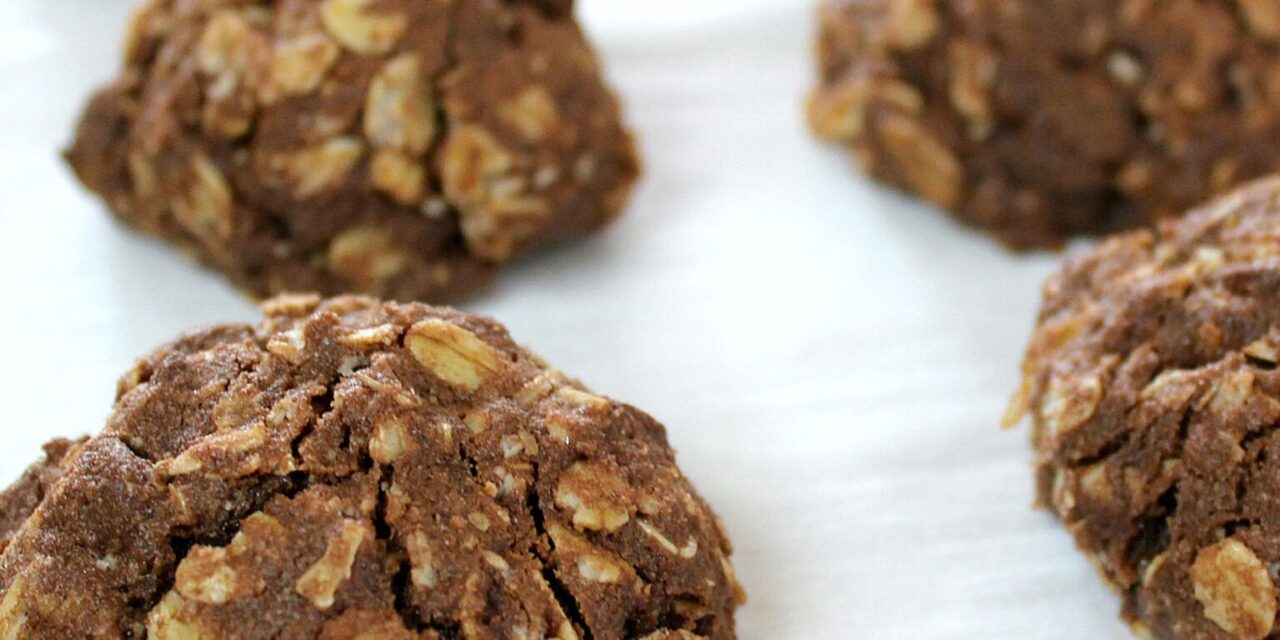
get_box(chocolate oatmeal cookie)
[0,296,741,639]
[810,0,1280,249]
[66,0,639,301]
[1008,177,1280,638]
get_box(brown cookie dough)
[1008,177,1280,638]
[0,296,741,639]
[66,0,639,302]
[0,440,79,556]
[810,0,1280,249]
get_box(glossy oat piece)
[810,0,1280,249]
[66,0,639,302]
[0,296,741,639]
[1009,177,1280,638]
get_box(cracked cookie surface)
[1009,177,1280,638]
[0,296,741,639]
[66,0,639,302]
[810,0,1280,249]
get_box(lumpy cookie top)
[0,296,741,639]
[810,0,1280,249]
[66,0,639,302]
[0,440,78,557]
[1010,177,1280,638]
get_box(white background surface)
[0,1,1133,637]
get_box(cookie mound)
[810,0,1280,249]
[1010,177,1280,638]
[67,0,639,301]
[0,296,740,639]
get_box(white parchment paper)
[0,1,1132,637]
